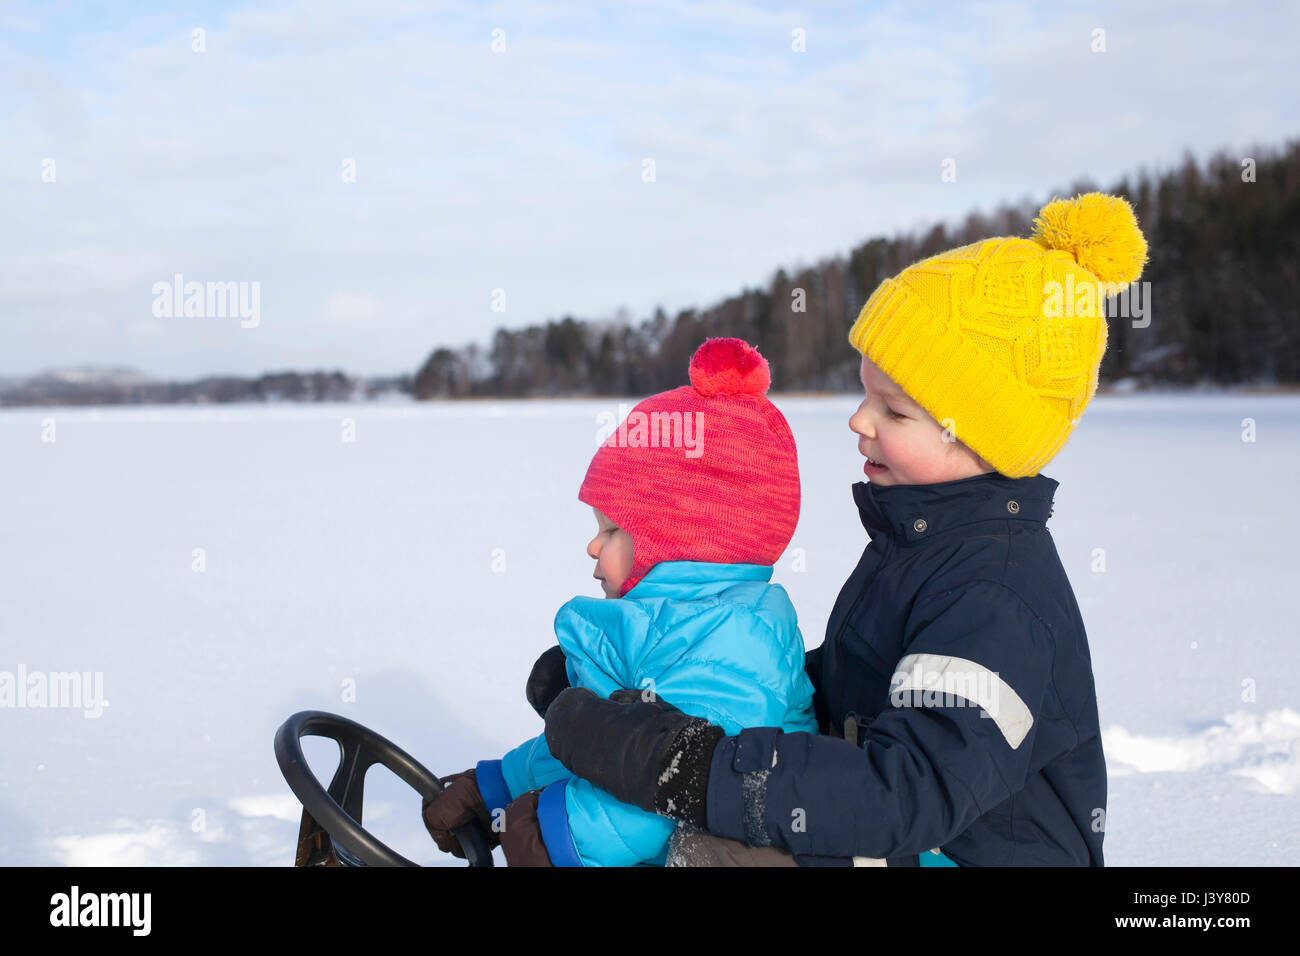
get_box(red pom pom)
[688,338,771,397]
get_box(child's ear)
[953,443,994,474]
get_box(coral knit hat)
[848,192,1149,478]
[579,338,801,597]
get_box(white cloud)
[228,793,303,823]
[51,822,205,866]
[1,0,1296,378]
[326,292,380,325]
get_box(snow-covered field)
[2,392,1297,866]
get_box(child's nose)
[849,405,874,437]
[587,537,601,559]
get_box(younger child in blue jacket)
[421,337,817,866]
[538,193,1149,866]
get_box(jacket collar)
[623,561,773,600]
[853,471,1059,544]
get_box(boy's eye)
[887,407,907,419]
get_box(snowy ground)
[1,392,1297,866]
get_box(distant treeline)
[7,143,1294,409]
[0,370,410,407]
[415,141,1300,399]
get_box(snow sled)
[274,710,495,866]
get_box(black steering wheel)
[274,710,495,866]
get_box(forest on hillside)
[415,141,1300,398]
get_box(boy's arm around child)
[454,581,818,866]
[546,578,1065,862]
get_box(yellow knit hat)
[847,192,1148,478]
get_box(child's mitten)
[526,644,570,718]
[498,791,553,866]
[421,769,500,859]
[544,687,723,827]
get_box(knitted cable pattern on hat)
[847,193,1148,478]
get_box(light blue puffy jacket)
[474,560,818,866]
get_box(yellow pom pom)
[1032,192,1148,286]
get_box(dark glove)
[543,687,724,827]
[421,769,500,859]
[526,645,570,718]
[498,790,553,867]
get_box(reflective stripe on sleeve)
[888,653,1034,750]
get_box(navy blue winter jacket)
[704,471,1107,866]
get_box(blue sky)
[2,0,1297,378]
